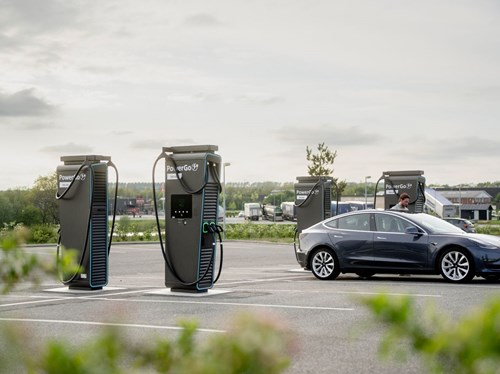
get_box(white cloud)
[130,138,197,150]
[17,121,60,131]
[39,142,94,154]
[0,88,56,116]
[275,125,386,147]
[1,0,500,189]
[184,13,224,27]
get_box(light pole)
[364,176,371,208]
[222,162,231,237]
[458,185,462,218]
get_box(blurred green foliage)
[362,294,500,374]
[0,226,295,373]
[1,312,294,374]
[0,224,43,293]
[0,224,78,293]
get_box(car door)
[326,213,374,268]
[372,213,430,270]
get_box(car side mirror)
[405,227,423,236]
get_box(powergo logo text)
[166,163,199,173]
[59,173,86,182]
[386,183,413,190]
[385,183,413,195]
[59,173,86,188]
[296,189,319,200]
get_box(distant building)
[459,204,493,221]
[436,189,494,220]
[438,190,492,205]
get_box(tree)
[0,189,30,226]
[30,172,58,224]
[306,143,346,197]
[306,142,337,176]
[0,194,14,225]
[19,205,43,226]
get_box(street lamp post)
[364,176,371,208]
[222,162,231,237]
[458,185,462,218]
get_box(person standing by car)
[390,192,410,211]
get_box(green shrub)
[225,223,295,242]
[28,224,58,244]
[476,226,500,236]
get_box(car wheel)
[356,272,375,279]
[439,248,474,283]
[480,274,500,282]
[310,247,340,280]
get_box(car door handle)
[376,236,387,240]
[334,235,343,238]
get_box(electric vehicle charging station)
[152,145,223,294]
[56,155,118,290]
[294,176,334,234]
[374,170,426,213]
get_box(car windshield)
[410,213,466,234]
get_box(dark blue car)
[295,210,500,283]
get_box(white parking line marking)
[0,290,156,307]
[230,288,442,298]
[0,298,66,308]
[219,275,309,285]
[333,290,441,298]
[77,296,354,311]
[2,290,353,311]
[0,318,224,333]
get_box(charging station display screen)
[171,194,192,218]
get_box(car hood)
[469,233,500,247]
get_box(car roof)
[329,209,444,220]
[330,208,410,217]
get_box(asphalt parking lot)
[1,241,499,373]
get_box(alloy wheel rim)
[313,251,334,278]
[442,251,470,281]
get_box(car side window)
[325,218,338,229]
[375,214,390,232]
[336,213,370,231]
[375,215,414,233]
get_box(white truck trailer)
[244,203,261,221]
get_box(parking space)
[2,242,499,373]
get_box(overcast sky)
[1,0,499,190]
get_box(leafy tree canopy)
[306,142,346,198]
[306,142,337,176]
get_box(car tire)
[356,272,375,279]
[439,248,474,283]
[310,247,340,280]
